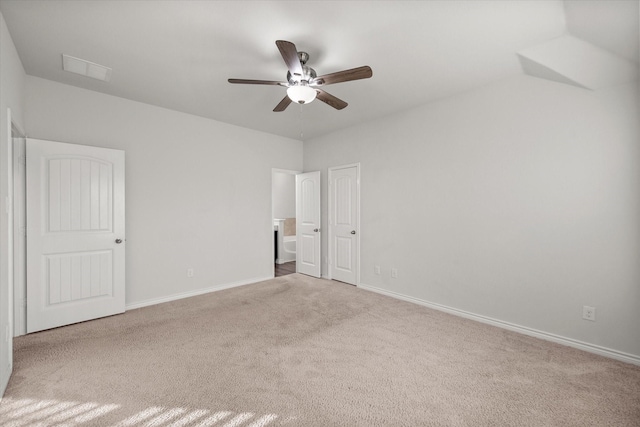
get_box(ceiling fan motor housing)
[286,67,317,85]
[286,52,317,85]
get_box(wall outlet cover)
[582,305,596,321]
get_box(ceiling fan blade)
[228,78,287,86]
[276,40,303,79]
[312,66,373,86]
[315,89,348,110]
[273,95,293,112]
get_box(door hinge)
[20,226,26,237]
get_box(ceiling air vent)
[62,54,112,82]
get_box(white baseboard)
[358,283,640,366]
[125,275,274,311]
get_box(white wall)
[25,76,303,307]
[0,10,26,396]
[304,74,640,360]
[272,171,296,219]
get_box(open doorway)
[272,169,300,277]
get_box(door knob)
[115,239,123,244]
[351,230,356,235]
[314,228,319,232]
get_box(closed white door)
[329,165,359,284]
[26,139,125,333]
[296,171,321,278]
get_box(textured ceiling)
[0,0,636,141]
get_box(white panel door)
[26,139,125,333]
[13,135,27,336]
[296,171,321,278]
[329,165,358,284]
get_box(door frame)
[327,163,361,285]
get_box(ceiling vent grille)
[62,54,112,82]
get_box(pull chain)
[299,104,304,140]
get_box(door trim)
[328,163,360,285]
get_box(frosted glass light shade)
[287,85,316,104]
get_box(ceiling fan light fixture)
[228,40,372,112]
[287,83,316,104]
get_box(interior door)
[296,171,321,278]
[330,165,358,284]
[26,138,125,333]
[13,134,26,336]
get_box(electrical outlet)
[187,268,194,278]
[582,305,596,321]
[374,265,381,275]
[391,268,398,278]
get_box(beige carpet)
[1,274,639,426]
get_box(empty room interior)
[0,1,639,426]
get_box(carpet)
[1,274,639,426]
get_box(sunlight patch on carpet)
[0,398,282,426]
[0,398,111,426]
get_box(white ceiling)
[1,0,637,141]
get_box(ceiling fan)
[228,40,372,112]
